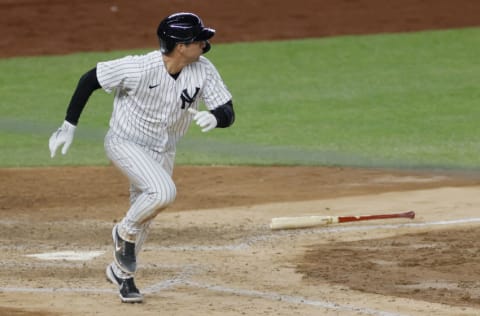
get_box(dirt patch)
[0,307,55,316]
[298,227,480,308]
[2,0,480,58]
[2,166,478,220]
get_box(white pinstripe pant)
[105,131,177,278]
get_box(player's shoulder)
[136,50,164,68]
[196,56,215,68]
[187,56,217,74]
[110,50,162,67]
[144,50,163,63]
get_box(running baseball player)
[48,12,235,303]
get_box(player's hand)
[188,108,217,132]
[49,120,77,158]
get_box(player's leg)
[129,183,141,206]
[104,136,176,302]
[107,152,170,278]
[106,140,176,270]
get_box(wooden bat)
[269,211,415,230]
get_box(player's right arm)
[65,67,101,125]
[49,67,101,158]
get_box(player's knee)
[148,184,176,209]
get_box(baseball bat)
[269,210,415,230]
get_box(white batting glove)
[49,120,76,158]
[188,108,217,132]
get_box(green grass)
[1,28,479,169]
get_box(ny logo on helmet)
[180,87,200,109]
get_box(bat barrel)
[338,211,415,223]
[404,211,415,219]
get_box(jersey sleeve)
[96,55,142,94]
[200,58,233,110]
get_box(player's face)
[180,41,206,62]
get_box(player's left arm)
[191,59,235,132]
[188,99,235,132]
[190,100,235,132]
[211,100,235,128]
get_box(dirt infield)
[2,1,480,315]
[2,0,480,57]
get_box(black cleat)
[119,277,143,303]
[106,264,122,286]
[112,224,137,274]
[106,264,143,303]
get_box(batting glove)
[49,120,76,158]
[188,108,217,132]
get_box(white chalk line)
[6,216,478,260]
[183,281,406,316]
[26,250,105,261]
[5,217,479,269]
[145,217,480,252]
[0,287,116,294]
[2,217,479,315]
[0,278,405,316]
[143,264,198,293]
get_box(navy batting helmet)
[157,12,215,54]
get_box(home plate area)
[1,189,480,316]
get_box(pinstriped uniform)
[97,50,232,278]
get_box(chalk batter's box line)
[1,279,405,316]
[144,217,480,252]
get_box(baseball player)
[48,12,235,303]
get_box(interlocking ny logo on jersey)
[180,87,200,109]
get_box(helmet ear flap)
[203,41,211,54]
[157,21,174,54]
[159,37,176,54]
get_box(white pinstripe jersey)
[96,50,232,152]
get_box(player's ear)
[176,43,187,52]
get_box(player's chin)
[191,56,201,63]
